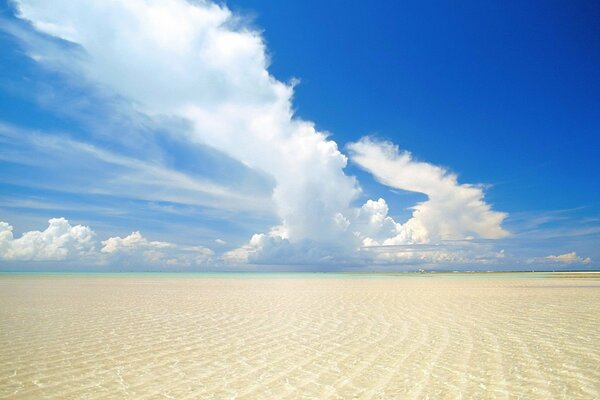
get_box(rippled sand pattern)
[1,273,599,399]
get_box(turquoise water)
[0,271,558,279]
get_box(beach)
[0,272,599,399]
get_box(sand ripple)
[0,273,599,399]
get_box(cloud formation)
[102,231,214,266]
[348,138,508,244]
[0,122,271,213]
[14,0,358,246]
[101,231,172,254]
[0,218,95,261]
[9,0,514,268]
[544,252,591,265]
[0,218,214,267]
[0,217,594,270]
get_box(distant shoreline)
[1,270,599,277]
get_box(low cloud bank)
[0,219,213,267]
[544,252,591,265]
[0,218,95,261]
[0,218,593,270]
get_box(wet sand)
[1,272,599,399]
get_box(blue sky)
[0,0,598,271]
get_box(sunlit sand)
[1,273,599,399]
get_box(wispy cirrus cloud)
[0,122,273,213]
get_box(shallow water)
[1,273,599,399]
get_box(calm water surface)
[0,272,598,399]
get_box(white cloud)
[350,198,402,247]
[11,0,512,268]
[360,243,507,268]
[100,231,172,254]
[0,218,95,261]
[14,0,359,246]
[348,138,508,244]
[222,233,344,266]
[102,231,214,266]
[0,218,214,267]
[544,252,591,265]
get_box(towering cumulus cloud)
[15,0,359,246]
[12,0,509,266]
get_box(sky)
[0,0,598,271]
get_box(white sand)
[1,273,599,399]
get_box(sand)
[0,272,599,399]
